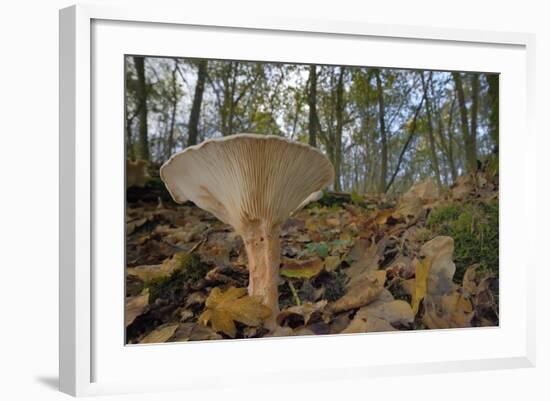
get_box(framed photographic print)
[59,4,536,396]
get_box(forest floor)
[125,168,499,344]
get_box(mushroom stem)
[242,222,281,327]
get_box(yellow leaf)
[323,255,341,272]
[411,258,430,316]
[305,218,319,233]
[140,323,179,344]
[281,258,323,279]
[339,232,352,242]
[374,209,396,225]
[199,287,271,338]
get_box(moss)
[413,227,433,244]
[147,253,208,304]
[426,200,499,282]
[173,253,208,282]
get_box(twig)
[287,281,301,306]
[188,238,207,254]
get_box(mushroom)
[160,134,334,325]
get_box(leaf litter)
[126,169,499,343]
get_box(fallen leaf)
[126,159,150,188]
[125,290,149,327]
[281,258,323,279]
[450,175,474,200]
[423,292,474,329]
[277,300,328,327]
[356,300,414,326]
[329,312,353,334]
[393,180,437,221]
[199,287,271,338]
[140,322,179,344]
[127,252,190,282]
[323,255,342,272]
[342,315,396,334]
[330,270,386,312]
[421,236,456,295]
[407,179,439,200]
[127,263,169,282]
[170,322,223,342]
[345,239,388,281]
[126,217,148,235]
[411,258,430,316]
[326,217,341,227]
[374,208,396,225]
[184,291,207,308]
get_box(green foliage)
[147,254,208,304]
[350,190,363,206]
[302,242,329,258]
[426,200,499,281]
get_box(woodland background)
[125,57,499,193]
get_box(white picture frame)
[59,3,536,397]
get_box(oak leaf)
[199,287,271,338]
[330,270,386,312]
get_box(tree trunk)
[421,73,442,190]
[374,69,387,193]
[487,74,499,150]
[307,65,318,147]
[386,93,425,192]
[452,72,476,173]
[333,68,345,191]
[445,96,458,181]
[165,61,179,158]
[126,117,135,161]
[134,56,149,161]
[470,74,480,170]
[187,59,208,147]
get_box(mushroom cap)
[160,134,334,233]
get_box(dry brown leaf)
[127,252,186,282]
[199,287,271,338]
[330,270,386,312]
[125,290,149,327]
[126,159,150,188]
[126,217,148,235]
[423,292,474,329]
[346,239,387,281]
[450,175,474,200]
[421,236,456,295]
[356,300,414,327]
[342,315,397,334]
[394,180,437,221]
[170,322,223,342]
[140,323,179,344]
[277,300,328,327]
